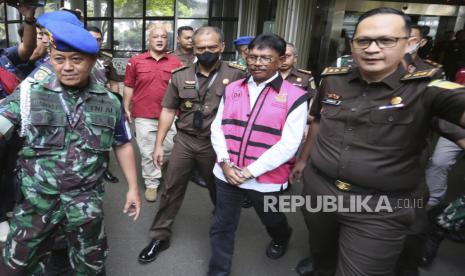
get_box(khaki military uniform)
[149,61,246,240]
[283,67,317,97]
[302,65,465,275]
[173,48,195,66]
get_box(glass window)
[177,0,208,18]
[44,0,61,12]
[177,19,208,31]
[114,51,140,58]
[6,5,19,21]
[64,0,84,12]
[146,20,174,50]
[211,20,237,52]
[0,5,5,21]
[87,20,111,49]
[114,0,143,18]
[146,0,174,17]
[87,0,111,17]
[8,23,20,46]
[211,0,238,18]
[114,19,143,51]
[0,24,6,49]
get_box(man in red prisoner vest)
[208,33,308,276]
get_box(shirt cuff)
[0,115,14,139]
[247,162,266,178]
[216,151,230,163]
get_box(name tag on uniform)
[322,98,341,106]
[378,103,405,110]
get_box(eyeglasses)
[246,55,273,65]
[352,36,409,49]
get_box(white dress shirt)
[210,73,308,192]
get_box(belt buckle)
[335,180,351,191]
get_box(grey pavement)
[102,148,465,276]
[1,147,464,276]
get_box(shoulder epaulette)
[32,66,53,82]
[401,68,438,81]
[297,68,313,75]
[171,65,188,74]
[424,59,442,68]
[100,51,113,58]
[228,62,247,71]
[321,67,351,76]
[427,79,464,90]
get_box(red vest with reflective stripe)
[221,77,308,184]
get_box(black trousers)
[208,177,291,276]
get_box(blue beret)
[233,36,254,46]
[45,21,99,55]
[38,10,83,28]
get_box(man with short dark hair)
[293,7,465,275]
[280,42,316,97]
[173,26,195,66]
[208,33,308,275]
[138,26,246,265]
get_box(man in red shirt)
[124,27,182,202]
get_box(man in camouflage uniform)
[0,12,141,275]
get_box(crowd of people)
[0,3,464,276]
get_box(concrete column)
[238,0,259,36]
[274,0,316,69]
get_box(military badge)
[275,92,288,103]
[184,80,196,89]
[185,80,196,85]
[184,101,193,109]
[223,78,230,85]
[327,93,341,100]
[390,96,402,105]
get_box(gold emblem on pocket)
[390,96,402,105]
[184,101,193,109]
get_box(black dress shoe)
[190,170,207,188]
[296,257,314,276]
[420,224,446,267]
[104,170,119,183]
[138,239,170,264]
[241,197,253,208]
[266,228,293,259]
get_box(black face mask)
[196,51,220,67]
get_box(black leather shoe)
[420,224,446,267]
[266,228,292,259]
[138,239,170,264]
[296,257,314,276]
[241,197,253,208]
[104,170,119,183]
[190,170,207,188]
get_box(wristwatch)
[220,158,234,168]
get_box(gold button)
[335,180,351,191]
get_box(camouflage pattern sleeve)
[0,89,21,138]
[113,105,132,147]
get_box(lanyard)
[194,71,218,110]
[58,93,85,129]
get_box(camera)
[5,0,47,7]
